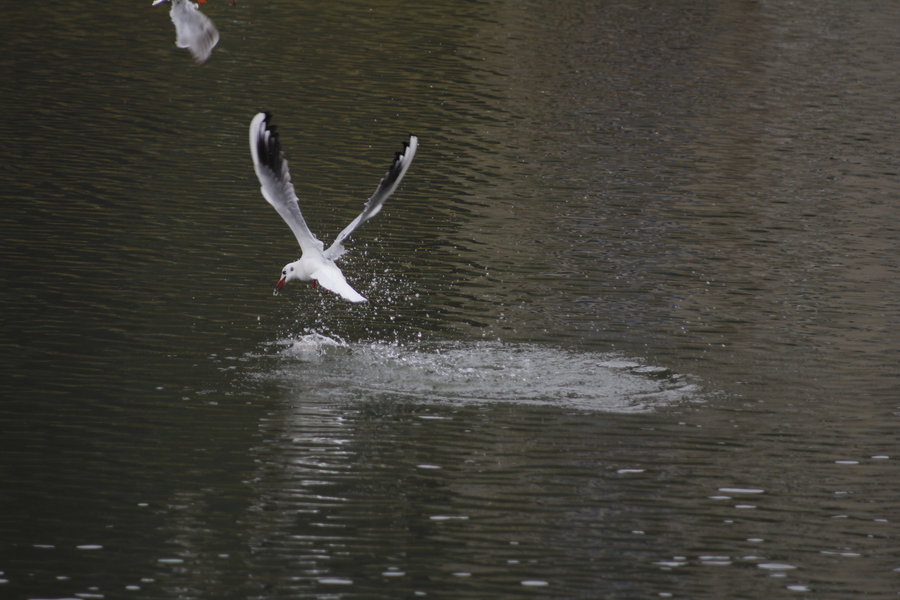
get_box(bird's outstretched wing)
[249,112,325,257]
[156,0,220,64]
[324,135,418,260]
[312,265,367,303]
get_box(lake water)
[1,1,898,598]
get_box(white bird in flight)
[153,0,234,64]
[249,112,418,303]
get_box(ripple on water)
[252,334,703,413]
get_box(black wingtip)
[392,136,415,168]
[375,136,414,190]
[256,111,284,174]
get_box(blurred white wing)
[157,0,219,64]
[324,135,418,260]
[249,112,325,257]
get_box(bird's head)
[274,261,300,296]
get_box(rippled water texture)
[1,0,898,598]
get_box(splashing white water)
[255,334,702,413]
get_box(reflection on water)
[1,0,898,598]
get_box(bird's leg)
[311,280,331,294]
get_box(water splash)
[254,334,702,413]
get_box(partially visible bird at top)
[152,0,235,64]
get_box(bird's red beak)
[274,277,286,295]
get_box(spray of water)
[253,334,702,413]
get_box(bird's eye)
[282,270,286,275]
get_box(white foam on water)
[255,335,703,413]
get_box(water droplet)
[719,487,765,494]
[318,577,353,585]
[758,562,796,570]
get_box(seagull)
[153,0,234,64]
[249,112,418,303]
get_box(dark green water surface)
[1,1,897,598]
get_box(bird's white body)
[279,254,366,304]
[153,0,219,64]
[249,112,418,303]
